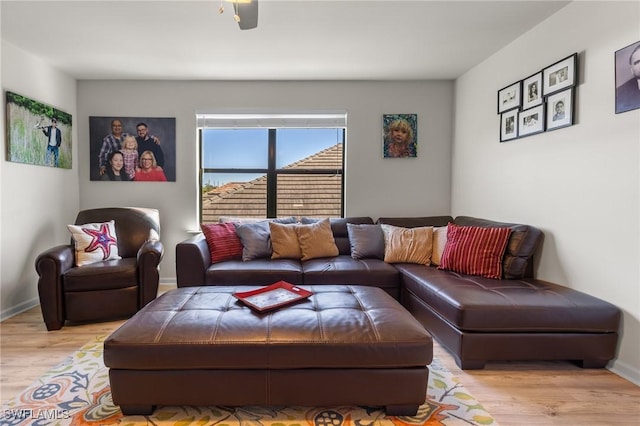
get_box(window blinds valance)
[196,112,347,129]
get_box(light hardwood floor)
[1,286,639,425]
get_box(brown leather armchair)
[35,207,164,331]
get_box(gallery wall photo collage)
[497,53,577,142]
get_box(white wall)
[0,41,79,319]
[453,1,640,384]
[77,80,453,281]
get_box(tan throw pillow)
[269,222,302,259]
[296,218,339,261]
[381,224,433,265]
[431,226,448,266]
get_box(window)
[198,113,345,223]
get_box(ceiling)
[1,0,570,81]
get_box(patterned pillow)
[67,220,121,267]
[380,224,433,265]
[201,223,243,263]
[438,223,511,279]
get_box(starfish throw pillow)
[67,220,121,266]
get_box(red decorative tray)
[233,281,313,312]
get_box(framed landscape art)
[5,91,72,169]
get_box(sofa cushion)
[347,223,385,260]
[381,224,433,265]
[67,220,121,267]
[454,216,543,279]
[205,258,303,286]
[302,255,400,299]
[269,222,302,259]
[296,218,339,261]
[200,223,243,264]
[397,264,621,333]
[439,223,511,279]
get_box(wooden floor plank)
[1,285,639,425]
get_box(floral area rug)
[1,336,497,426]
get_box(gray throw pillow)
[347,223,385,260]
[235,217,297,261]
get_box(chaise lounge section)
[176,215,621,369]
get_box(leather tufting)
[104,285,433,371]
[396,264,621,333]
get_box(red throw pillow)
[438,223,512,279]
[201,223,243,263]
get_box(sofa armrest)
[35,244,75,330]
[137,239,165,306]
[176,233,210,287]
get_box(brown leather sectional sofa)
[176,215,621,369]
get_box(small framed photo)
[615,40,640,114]
[518,104,545,138]
[543,53,577,96]
[500,109,519,142]
[546,88,574,131]
[382,113,417,158]
[497,81,521,113]
[522,71,543,110]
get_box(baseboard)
[0,296,39,322]
[160,277,177,286]
[1,280,178,323]
[610,358,640,387]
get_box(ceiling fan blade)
[237,0,258,30]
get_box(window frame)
[199,127,345,223]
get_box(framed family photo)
[5,91,72,169]
[518,104,545,138]
[543,53,577,96]
[614,40,640,114]
[383,113,417,158]
[522,71,543,110]
[89,116,176,182]
[497,81,521,113]
[546,88,574,131]
[500,109,518,142]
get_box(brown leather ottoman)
[104,285,433,416]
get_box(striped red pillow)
[438,223,511,279]
[201,223,243,263]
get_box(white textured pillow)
[431,226,448,266]
[67,220,121,266]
